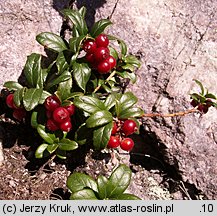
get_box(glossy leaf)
[24,53,44,88]
[56,52,69,74]
[122,55,141,68]
[38,90,51,104]
[37,124,56,144]
[13,87,26,107]
[69,35,86,53]
[116,71,137,83]
[104,94,116,110]
[107,35,127,56]
[119,92,138,113]
[114,193,141,200]
[73,62,91,92]
[31,111,38,128]
[36,32,68,52]
[70,189,98,200]
[119,107,144,119]
[78,6,86,18]
[205,93,216,99]
[62,9,88,36]
[23,88,43,111]
[65,92,84,100]
[90,19,112,37]
[106,164,132,198]
[73,96,105,114]
[109,47,119,59]
[86,110,113,128]
[93,122,113,150]
[74,123,93,145]
[56,78,72,101]
[67,172,98,193]
[35,144,49,158]
[194,79,204,96]
[97,175,108,199]
[47,144,59,154]
[58,138,78,151]
[3,81,23,91]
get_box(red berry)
[60,120,72,132]
[64,104,76,116]
[94,47,110,62]
[52,107,70,123]
[83,39,97,53]
[13,108,26,121]
[120,138,134,151]
[107,136,121,148]
[205,99,213,107]
[44,95,61,111]
[85,52,95,63]
[46,110,52,119]
[46,119,59,131]
[197,104,209,113]
[107,55,116,69]
[95,34,109,47]
[111,122,118,135]
[97,59,111,74]
[190,99,199,107]
[122,119,137,136]
[6,94,17,109]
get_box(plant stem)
[142,108,198,118]
[93,70,116,93]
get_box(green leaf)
[122,55,141,68]
[47,144,58,154]
[3,81,23,91]
[69,35,86,53]
[39,90,51,104]
[109,47,119,59]
[120,92,138,111]
[37,124,56,144]
[56,78,72,101]
[23,88,43,111]
[62,9,88,36]
[78,6,86,18]
[97,175,108,199]
[31,111,38,128]
[116,71,137,83]
[106,164,132,198]
[13,87,26,107]
[70,189,98,200]
[90,19,112,37]
[114,193,141,200]
[73,96,106,114]
[36,32,68,52]
[205,93,216,99]
[58,138,78,151]
[108,35,127,56]
[93,122,113,150]
[86,110,113,128]
[194,79,204,96]
[35,144,49,158]
[56,149,67,159]
[73,62,91,92]
[119,107,144,119]
[75,123,93,145]
[65,92,84,100]
[24,53,44,88]
[67,172,98,193]
[46,70,71,90]
[56,52,69,74]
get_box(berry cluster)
[44,95,75,132]
[6,93,26,121]
[107,119,138,151]
[83,34,116,74]
[190,99,213,114]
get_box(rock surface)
[0,0,217,199]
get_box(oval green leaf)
[3,81,23,91]
[119,107,144,119]
[70,189,98,200]
[115,193,141,200]
[35,144,49,158]
[97,175,108,199]
[37,124,56,144]
[13,87,26,107]
[90,19,112,38]
[58,138,78,151]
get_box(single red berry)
[13,108,26,121]
[6,94,17,109]
[52,107,70,123]
[111,122,118,135]
[107,55,116,69]
[122,119,137,136]
[95,34,109,47]
[83,39,97,53]
[120,138,134,151]
[46,119,59,131]
[60,120,72,132]
[107,136,121,148]
[94,47,110,62]
[46,110,52,119]
[197,104,209,113]
[190,99,199,107]
[85,52,95,63]
[97,59,111,74]
[205,99,213,107]
[44,95,61,111]
[64,104,76,116]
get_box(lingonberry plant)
[3,7,142,160]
